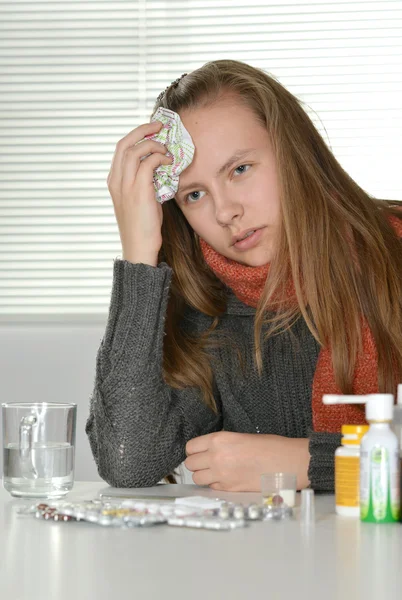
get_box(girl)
[86,59,402,492]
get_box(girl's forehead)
[180,102,268,151]
[180,99,261,133]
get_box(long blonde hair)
[153,59,402,414]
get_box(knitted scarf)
[199,216,402,433]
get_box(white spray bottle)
[391,384,402,523]
[323,393,400,523]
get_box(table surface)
[1,482,401,600]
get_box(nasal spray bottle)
[323,393,400,523]
[391,384,402,523]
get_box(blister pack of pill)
[18,495,293,531]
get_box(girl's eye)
[234,164,251,175]
[185,190,206,204]
[184,165,250,204]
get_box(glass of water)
[2,402,76,499]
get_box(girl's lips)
[233,227,265,250]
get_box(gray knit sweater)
[86,258,341,491]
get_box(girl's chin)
[228,249,273,267]
[227,257,271,267]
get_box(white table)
[1,482,401,600]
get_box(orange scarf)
[199,216,402,433]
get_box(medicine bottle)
[391,384,402,523]
[335,425,369,517]
[360,394,400,523]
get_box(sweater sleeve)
[85,258,222,488]
[308,431,341,492]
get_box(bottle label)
[335,456,360,507]
[360,446,400,523]
[400,456,402,524]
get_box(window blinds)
[0,0,401,319]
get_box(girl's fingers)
[184,452,210,472]
[110,139,168,193]
[191,469,218,487]
[134,152,173,190]
[121,150,172,195]
[107,121,163,187]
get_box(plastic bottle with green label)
[360,394,400,523]
[323,393,400,524]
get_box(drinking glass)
[2,402,76,498]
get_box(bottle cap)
[300,489,315,525]
[365,394,394,422]
[323,393,395,422]
[341,424,369,444]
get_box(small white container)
[261,472,297,508]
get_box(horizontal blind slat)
[1,0,401,316]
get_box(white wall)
[0,322,105,481]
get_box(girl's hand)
[107,120,173,265]
[184,432,311,492]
